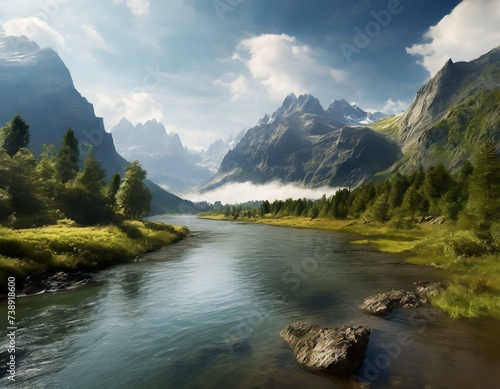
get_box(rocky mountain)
[202,46,499,192]
[326,99,386,125]
[198,130,245,173]
[0,35,197,214]
[256,93,386,127]
[111,118,212,193]
[371,45,500,172]
[201,95,401,191]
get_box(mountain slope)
[198,130,245,173]
[0,36,196,214]
[201,97,401,191]
[371,46,500,172]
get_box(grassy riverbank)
[0,220,188,292]
[199,214,500,320]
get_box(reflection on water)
[0,216,499,388]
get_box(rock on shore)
[280,321,371,378]
[360,283,445,315]
[360,290,426,315]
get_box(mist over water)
[185,181,343,203]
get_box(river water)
[1,216,499,388]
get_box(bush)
[444,231,491,258]
[388,216,415,230]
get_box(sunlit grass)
[0,221,188,292]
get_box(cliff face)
[398,47,500,153]
[0,36,196,214]
[370,46,499,173]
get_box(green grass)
[0,221,188,293]
[369,115,402,140]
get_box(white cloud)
[95,91,163,129]
[82,24,112,52]
[214,73,251,101]
[236,34,345,101]
[186,181,343,203]
[406,0,500,76]
[330,69,347,83]
[382,99,408,115]
[114,0,150,16]
[2,17,65,51]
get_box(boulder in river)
[280,321,371,378]
[360,289,426,315]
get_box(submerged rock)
[21,272,92,296]
[280,321,371,378]
[360,290,426,315]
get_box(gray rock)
[280,321,371,378]
[414,282,445,298]
[360,290,426,315]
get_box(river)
[1,216,499,388]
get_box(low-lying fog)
[184,181,342,204]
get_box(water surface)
[1,216,499,388]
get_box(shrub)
[444,231,491,258]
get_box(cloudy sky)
[1,0,499,149]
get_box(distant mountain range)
[202,46,499,191]
[111,94,388,193]
[2,35,497,201]
[0,35,197,213]
[111,118,211,193]
[110,118,244,193]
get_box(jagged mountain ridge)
[198,130,245,173]
[111,118,213,193]
[201,98,401,191]
[257,93,387,127]
[0,35,196,214]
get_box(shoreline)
[0,220,189,295]
[199,214,500,320]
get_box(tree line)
[0,115,152,228]
[219,139,499,240]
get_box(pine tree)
[466,139,500,231]
[1,115,30,157]
[259,200,271,216]
[370,194,389,222]
[106,172,121,208]
[116,161,152,220]
[59,151,111,224]
[388,173,410,209]
[423,163,453,199]
[78,150,106,193]
[57,128,80,183]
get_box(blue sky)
[1,0,499,149]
